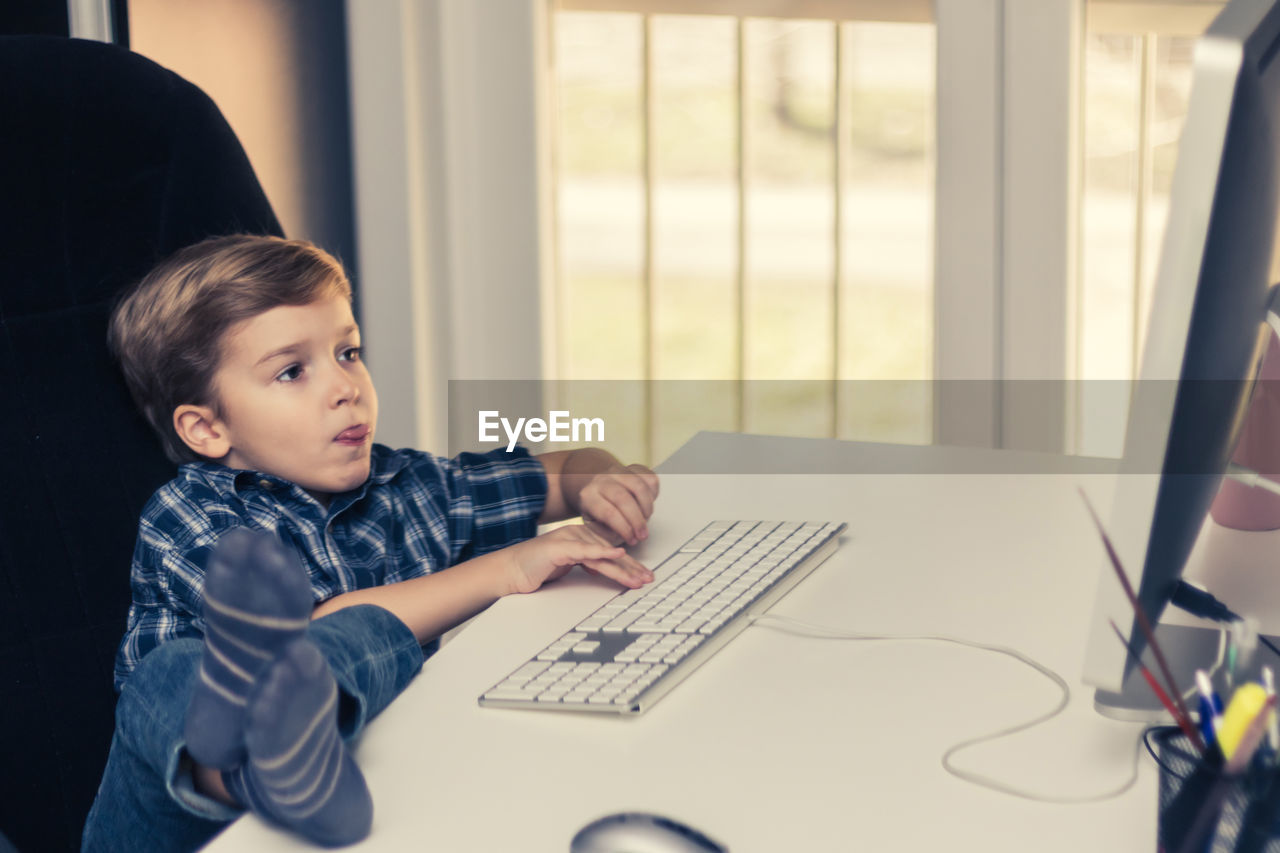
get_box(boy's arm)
[537,448,660,545]
[309,554,510,643]
[310,523,653,644]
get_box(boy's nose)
[330,368,359,407]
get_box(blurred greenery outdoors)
[552,14,934,463]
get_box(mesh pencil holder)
[1154,727,1280,853]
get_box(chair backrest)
[0,36,282,853]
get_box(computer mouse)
[570,812,727,853]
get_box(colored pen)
[1196,671,1223,723]
[1264,666,1279,752]
[1194,670,1221,751]
[1227,634,1238,690]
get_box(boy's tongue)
[336,426,367,442]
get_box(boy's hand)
[505,524,654,595]
[576,463,660,547]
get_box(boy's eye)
[339,346,363,363]
[276,364,303,383]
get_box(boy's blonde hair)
[110,234,352,464]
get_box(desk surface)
[210,433,1150,852]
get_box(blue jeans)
[81,605,424,852]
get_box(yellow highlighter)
[1218,682,1269,761]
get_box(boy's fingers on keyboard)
[582,514,625,547]
[580,553,653,588]
[582,502,637,546]
[552,524,627,561]
[591,489,652,544]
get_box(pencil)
[1081,489,1206,754]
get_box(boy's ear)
[173,404,231,461]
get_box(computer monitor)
[1081,0,1280,715]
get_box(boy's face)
[208,293,378,496]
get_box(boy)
[82,235,659,851]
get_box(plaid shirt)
[114,444,547,690]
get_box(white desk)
[210,432,1154,851]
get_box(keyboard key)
[535,692,568,703]
[526,677,559,693]
[507,661,550,682]
[663,638,702,664]
[602,614,640,634]
[635,664,668,687]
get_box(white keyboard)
[478,520,846,715]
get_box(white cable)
[749,612,1144,804]
[1179,628,1226,706]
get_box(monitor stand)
[1094,621,1280,722]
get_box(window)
[344,2,1225,460]
[551,4,936,463]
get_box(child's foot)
[184,528,312,769]
[226,639,373,847]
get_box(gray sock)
[184,528,312,769]
[225,639,373,847]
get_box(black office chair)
[0,36,282,853]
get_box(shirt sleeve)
[449,446,547,562]
[112,483,235,691]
